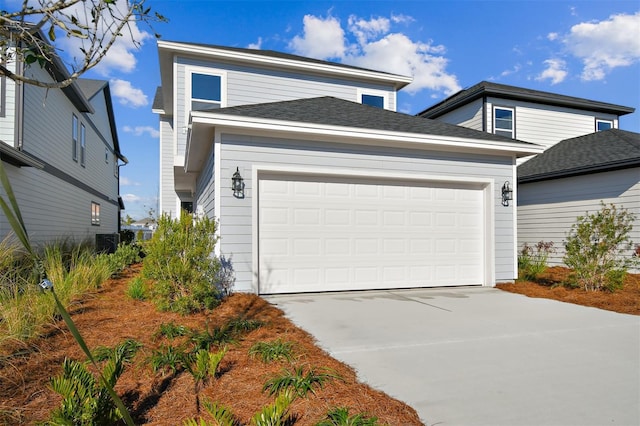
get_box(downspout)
[15,60,24,150]
[117,156,129,233]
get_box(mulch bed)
[0,264,423,425]
[496,266,640,315]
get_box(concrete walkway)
[266,287,640,426]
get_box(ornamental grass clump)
[518,241,554,281]
[142,211,222,314]
[564,202,637,291]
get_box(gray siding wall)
[486,97,618,151]
[0,63,16,143]
[158,117,178,216]
[174,56,397,157]
[518,168,640,271]
[0,66,120,244]
[204,133,516,292]
[194,143,215,217]
[433,98,483,131]
[0,163,118,244]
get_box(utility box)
[96,233,120,254]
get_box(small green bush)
[126,276,147,300]
[518,241,554,281]
[143,212,221,314]
[263,365,340,398]
[564,202,637,291]
[316,407,381,426]
[249,339,295,363]
[47,339,141,425]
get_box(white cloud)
[500,64,522,77]
[122,193,142,203]
[547,32,559,41]
[562,12,640,81]
[289,13,460,96]
[56,0,152,76]
[122,125,160,138]
[536,58,568,84]
[120,177,141,186]
[110,79,148,108]
[289,15,346,59]
[247,37,263,49]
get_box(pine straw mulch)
[496,266,640,315]
[0,264,423,425]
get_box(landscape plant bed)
[497,266,640,315]
[0,264,423,425]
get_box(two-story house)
[419,81,639,268]
[153,41,542,294]
[0,46,126,247]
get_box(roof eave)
[519,159,640,183]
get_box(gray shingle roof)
[518,129,640,183]
[207,96,539,145]
[419,81,635,118]
[162,40,406,78]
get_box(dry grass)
[0,264,423,425]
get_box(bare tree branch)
[0,0,167,88]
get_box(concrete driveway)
[266,287,640,426]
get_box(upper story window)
[80,123,86,167]
[494,107,515,138]
[72,115,78,161]
[105,148,109,163]
[596,119,613,132]
[357,88,389,110]
[190,72,223,111]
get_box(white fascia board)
[157,40,412,89]
[190,112,544,157]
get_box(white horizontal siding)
[0,64,16,144]
[486,97,618,150]
[518,168,640,270]
[194,143,215,217]
[207,133,516,291]
[158,117,178,216]
[173,56,396,157]
[433,98,483,131]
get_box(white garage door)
[258,174,485,294]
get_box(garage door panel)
[259,175,485,294]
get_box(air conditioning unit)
[96,233,120,254]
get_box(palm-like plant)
[263,365,340,398]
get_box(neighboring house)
[0,46,126,246]
[154,40,542,294]
[517,129,640,269]
[419,81,638,272]
[417,81,634,155]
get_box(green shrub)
[316,407,381,426]
[263,365,340,398]
[184,398,236,426]
[250,391,294,426]
[564,202,637,291]
[249,339,295,363]
[47,339,141,425]
[126,276,147,300]
[142,212,221,314]
[107,242,142,276]
[518,241,554,281]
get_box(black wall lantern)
[231,167,245,198]
[501,181,513,206]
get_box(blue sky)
[23,0,640,219]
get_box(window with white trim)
[494,107,514,138]
[72,115,78,161]
[91,202,100,226]
[105,148,109,163]
[357,89,388,110]
[596,119,613,132]
[190,71,223,111]
[80,124,86,167]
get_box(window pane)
[494,109,512,120]
[192,73,221,102]
[192,100,221,111]
[72,115,78,160]
[597,120,612,131]
[80,124,86,166]
[495,129,513,138]
[361,94,384,108]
